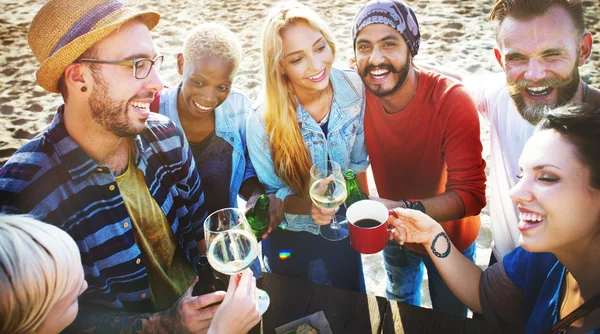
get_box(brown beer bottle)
[192,255,226,296]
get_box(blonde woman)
[247,2,369,291]
[0,214,88,334]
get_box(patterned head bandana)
[352,0,421,57]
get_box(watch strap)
[399,199,410,209]
[407,199,426,214]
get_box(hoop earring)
[81,86,87,92]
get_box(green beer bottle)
[344,169,368,208]
[247,194,270,240]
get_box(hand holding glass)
[309,160,349,241]
[204,208,270,314]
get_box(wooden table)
[250,273,491,334]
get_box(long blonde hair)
[261,2,337,197]
[0,214,83,334]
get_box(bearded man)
[0,0,260,332]
[352,0,487,316]
[464,0,600,263]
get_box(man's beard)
[88,73,151,137]
[359,52,411,98]
[507,64,580,125]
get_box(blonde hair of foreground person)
[0,214,84,334]
[261,2,337,197]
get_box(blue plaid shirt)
[0,107,207,312]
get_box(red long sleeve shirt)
[365,70,486,253]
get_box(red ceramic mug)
[346,200,390,254]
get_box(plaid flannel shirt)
[0,107,207,312]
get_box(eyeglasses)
[77,55,164,79]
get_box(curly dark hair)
[537,104,600,189]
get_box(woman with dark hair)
[388,104,600,333]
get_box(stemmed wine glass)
[309,159,348,241]
[204,208,270,314]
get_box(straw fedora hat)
[28,0,160,93]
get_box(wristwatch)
[401,199,426,214]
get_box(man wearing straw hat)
[0,0,260,332]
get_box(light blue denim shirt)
[159,85,256,207]
[247,68,369,234]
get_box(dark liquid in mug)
[354,219,381,228]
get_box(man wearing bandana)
[351,0,487,316]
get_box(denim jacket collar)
[248,68,368,234]
[296,68,362,132]
[162,83,236,138]
[159,84,255,207]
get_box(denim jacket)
[159,85,256,207]
[247,68,369,234]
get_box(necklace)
[317,84,333,125]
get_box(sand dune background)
[1,0,599,304]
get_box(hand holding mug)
[346,200,390,254]
[387,207,444,247]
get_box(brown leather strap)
[583,82,590,104]
[547,292,600,334]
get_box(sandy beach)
[1,0,599,307]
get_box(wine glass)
[204,208,270,314]
[309,160,349,241]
